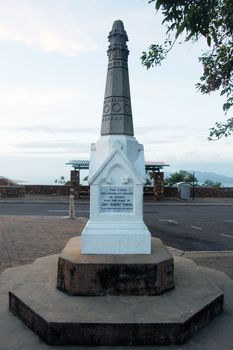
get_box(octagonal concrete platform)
[57,237,174,295]
[9,253,223,346]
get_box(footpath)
[1,195,233,349]
[0,195,233,279]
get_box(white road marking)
[48,210,89,213]
[48,210,68,212]
[190,225,203,230]
[158,219,179,225]
[221,233,233,239]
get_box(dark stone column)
[153,172,164,200]
[70,170,80,197]
[101,20,134,136]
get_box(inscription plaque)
[100,187,133,212]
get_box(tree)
[165,170,198,186]
[145,171,156,185]
[54,176,70,186]
[202,179,222,187]
[141,0,233,140]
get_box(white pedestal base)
[81,220,151,254]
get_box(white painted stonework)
[81,135,151,254]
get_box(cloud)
[13,149,90,157]
[135,124,199,145]
[1,125,98,134]
[11,140,91,157]
[14,141,89,150]
[0,0,96,55]
[0,86,80,112]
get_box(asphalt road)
[1,201,233,251]
[144,204,233,251]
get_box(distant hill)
[0,176,17,186]
[194,171,233,185]
[164,171,233,187]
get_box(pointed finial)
[110,20,127,36]
[108,20,128,49]
[112,19,124,30]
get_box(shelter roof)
[66,160,169,172]
[145,162,170,172]
[65,160,90,170]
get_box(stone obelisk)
[81,20,151,254]
[100,20,134,136]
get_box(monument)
[81,19,151,254]
[8,20,224,346]
[56,19,174,296]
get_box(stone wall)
[0,185,90,197]
[144,186,178,198]
[163,186,233,198]
[193,187,233,198]
[0,186,25,197]
[164,187,178,197]
[25,185,90,196]
[0,184,233,198]
[25,185,70,196]
[145,186,233,198]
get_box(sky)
[0,0,232,184]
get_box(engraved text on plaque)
[100,187,133,212]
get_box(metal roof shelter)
[66,160,169,172]
[144,162,170,172]
[66,160,90,170]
